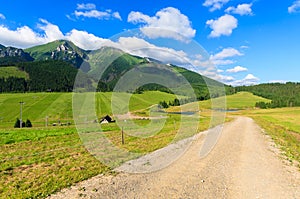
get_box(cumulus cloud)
[225,3,253,16]
[206,14,238,38]
[226,66,248,73]
[211,47,243,60]
[0,19,67,48]
[71,3,122,20]
[128,7,196,41]
[65,29,113,50]
[288,0,300,13]
[0,13,5,20]
[210,47,243,66]
[230,74,260,86]
[203,0,230,12]
[74,10,122,20]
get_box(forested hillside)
[0,61,84,92]
[236,82,300,108]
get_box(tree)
[14,118,25,128]
[25,119,32,128]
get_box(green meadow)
[0,91,299,198]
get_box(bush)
[14,118,25,128]
[25,119,32,128]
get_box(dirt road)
[48,117,300,198]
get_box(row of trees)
[159,97,196,108]
[14,118,32,128]
[237,82,300,108]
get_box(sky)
[0,0,299,86]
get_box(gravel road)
[48,117,300,198]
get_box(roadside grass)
[237,107,300,165]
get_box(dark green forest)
[0,61,79,92]
[237,82,300,108]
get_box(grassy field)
[0,67,29,79]
[0,91,180,128]
[0,91,298,198]
[0,91,201,198]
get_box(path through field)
[48,117,300,198]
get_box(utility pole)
[19,101,24,128]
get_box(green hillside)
[0,66,28,79]
[237,82,300,108]
[0,91,179,128]
[170,92,271,111]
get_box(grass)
[0,91,199,198]
[0,91,179,128]
[236,107,300,164]
[0,91,298,198]
[0,67,29,79]
[199,91,271,109]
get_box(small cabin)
[100,115,115,124]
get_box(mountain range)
[0,40,235,98]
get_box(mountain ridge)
[0,40,235,98]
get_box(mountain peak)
[25,40,87,68]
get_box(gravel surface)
[48,117,300,199]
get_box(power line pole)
[19,101,24,128]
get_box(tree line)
[236,82,300,108]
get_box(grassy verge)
[234,107,300,166]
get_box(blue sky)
[0,0,300,85]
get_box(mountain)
[25,40,88,68]
[0,40,235,98]
[0,45,33,65]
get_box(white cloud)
[112,12,122,20]
[225,3,253,16]
[230,74,260,86]
[0,13,5,20]
[210,47,243,66]
[226,66,248,73]
[203,0,230,12]
[211,47,243,60]
[240,45,249,49]
[38,19,64,41]
[288,0,300,13]
[128,7,196,41]
[206,14,238,38]
[74,10,122,20]
[77,3,96,10]
[269,80,287,84]
[0,19,67,48]
[65,29,113,50]
[71,3,122,21]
